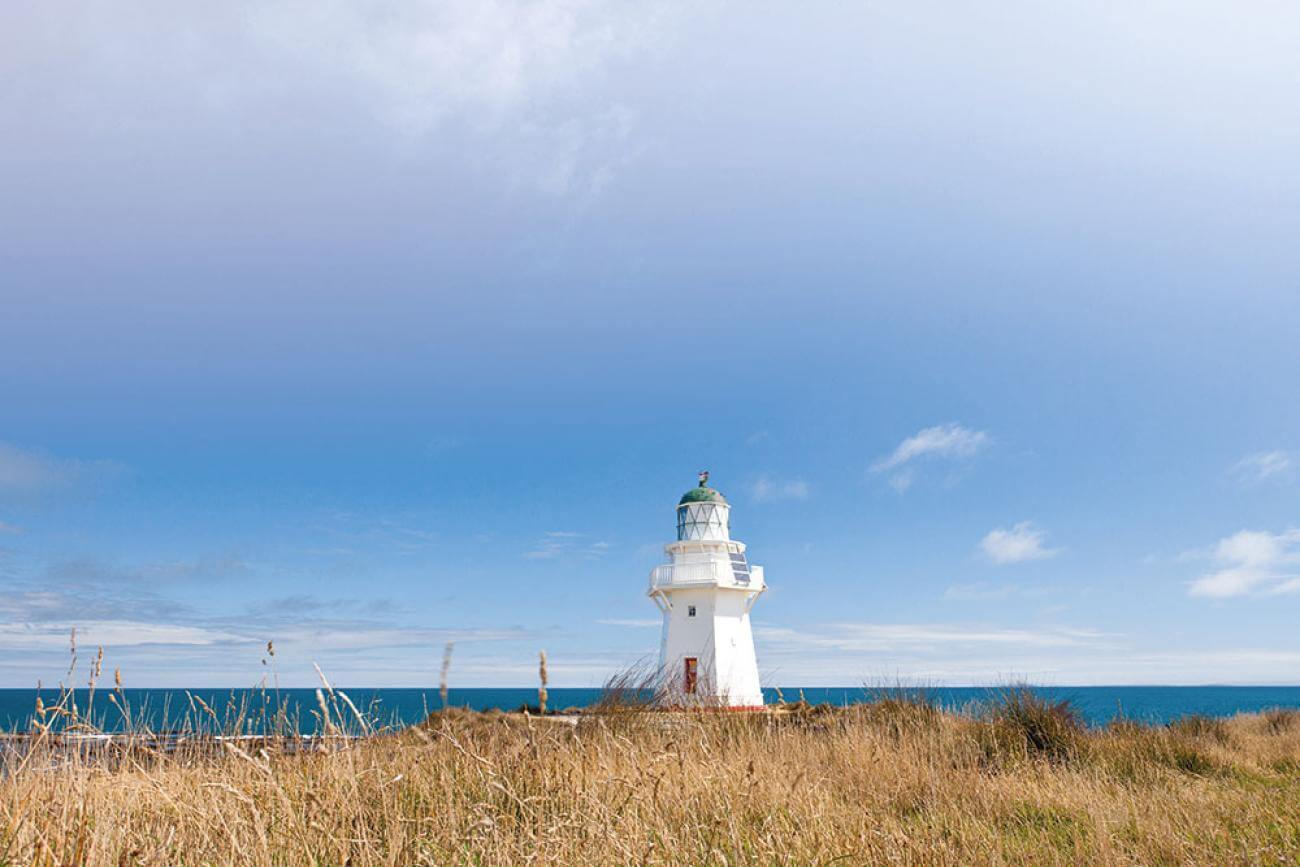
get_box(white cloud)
[1232,450,1295,485]
[886,469,915,493]
[746,623,1296,687]
[0,443,77,492]
[0,615,551,686]
[1188,528,1300,598]
[748,623,1122,683]
[524,531,611,560]
[943,582,1021,600]
[783,480,810,499]
[750,475,810,502]
[255,624,532,652]
[249,1,655,130]
[0,442,122,496]
[596,618,661,628]
[752,643,1300,688]
[0,541,594,687]
[873,424,990,472]
[0,621,242,651]
[242,0,685,196]
[756,622,1111,652]
[979,522,1061,564]
[0,521,22,535]
[3,1,695,204]
[870,423,989,491]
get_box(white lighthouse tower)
[647,472,765,708]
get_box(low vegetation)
[3,688,1300,864]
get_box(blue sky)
[2,1,1298,687]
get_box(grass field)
[3,687,1300,865]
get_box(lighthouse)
[647,472,765,708]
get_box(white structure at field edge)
[647,472,765,707]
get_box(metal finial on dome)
[679,472,727,505]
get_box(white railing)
[648,562,765,591]
[649,562,719,588]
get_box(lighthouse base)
[655,585,764,710]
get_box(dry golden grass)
[3,697,1300,865]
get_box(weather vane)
[698,469,709,487]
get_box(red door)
[684,657,698,694]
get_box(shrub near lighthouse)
[647,473,765,707]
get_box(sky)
[1,1,1298,688]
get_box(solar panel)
[729,552,750,584]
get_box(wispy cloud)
[259,595,399,617]
[4,0,696,217]
[250,1,658,128]
[0,443,72,492]
[979,522,1061,564]
[0,442,123,497]
[0,559,545,685]
[942,581,1061,601]
[384,527,439,551]
[0,540,578,686]
[2,560,208,625]
[1232,450,1295,485]
[870,423,989,492]
[0,521,22,535]
[524,532,611,560]
[751,643,1300,687]
[138,556,254,583]
[309,511,438,554]
[750,475,810,502]
[595,618,660,628]
[0,621,243,651]
[243,0,682,196]
[748,621,1129,686]
[424,436,462,454]
[41,555,254,589]
[1187,528,1300,598]
[756,622,1113,652]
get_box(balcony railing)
[648,562,764,591]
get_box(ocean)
[4,685,1300,733]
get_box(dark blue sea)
[5,686,1300,733]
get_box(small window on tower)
[687,605,697,617]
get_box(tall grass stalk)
[439,641,454,710]
[538,650,549,716]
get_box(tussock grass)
[3,691,1300,864]
[1264,707,1300,734]
[1170,713,1233,746]
[980,686,1085,764]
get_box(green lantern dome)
[678,471,728,506]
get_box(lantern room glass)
[676,502,729,541]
